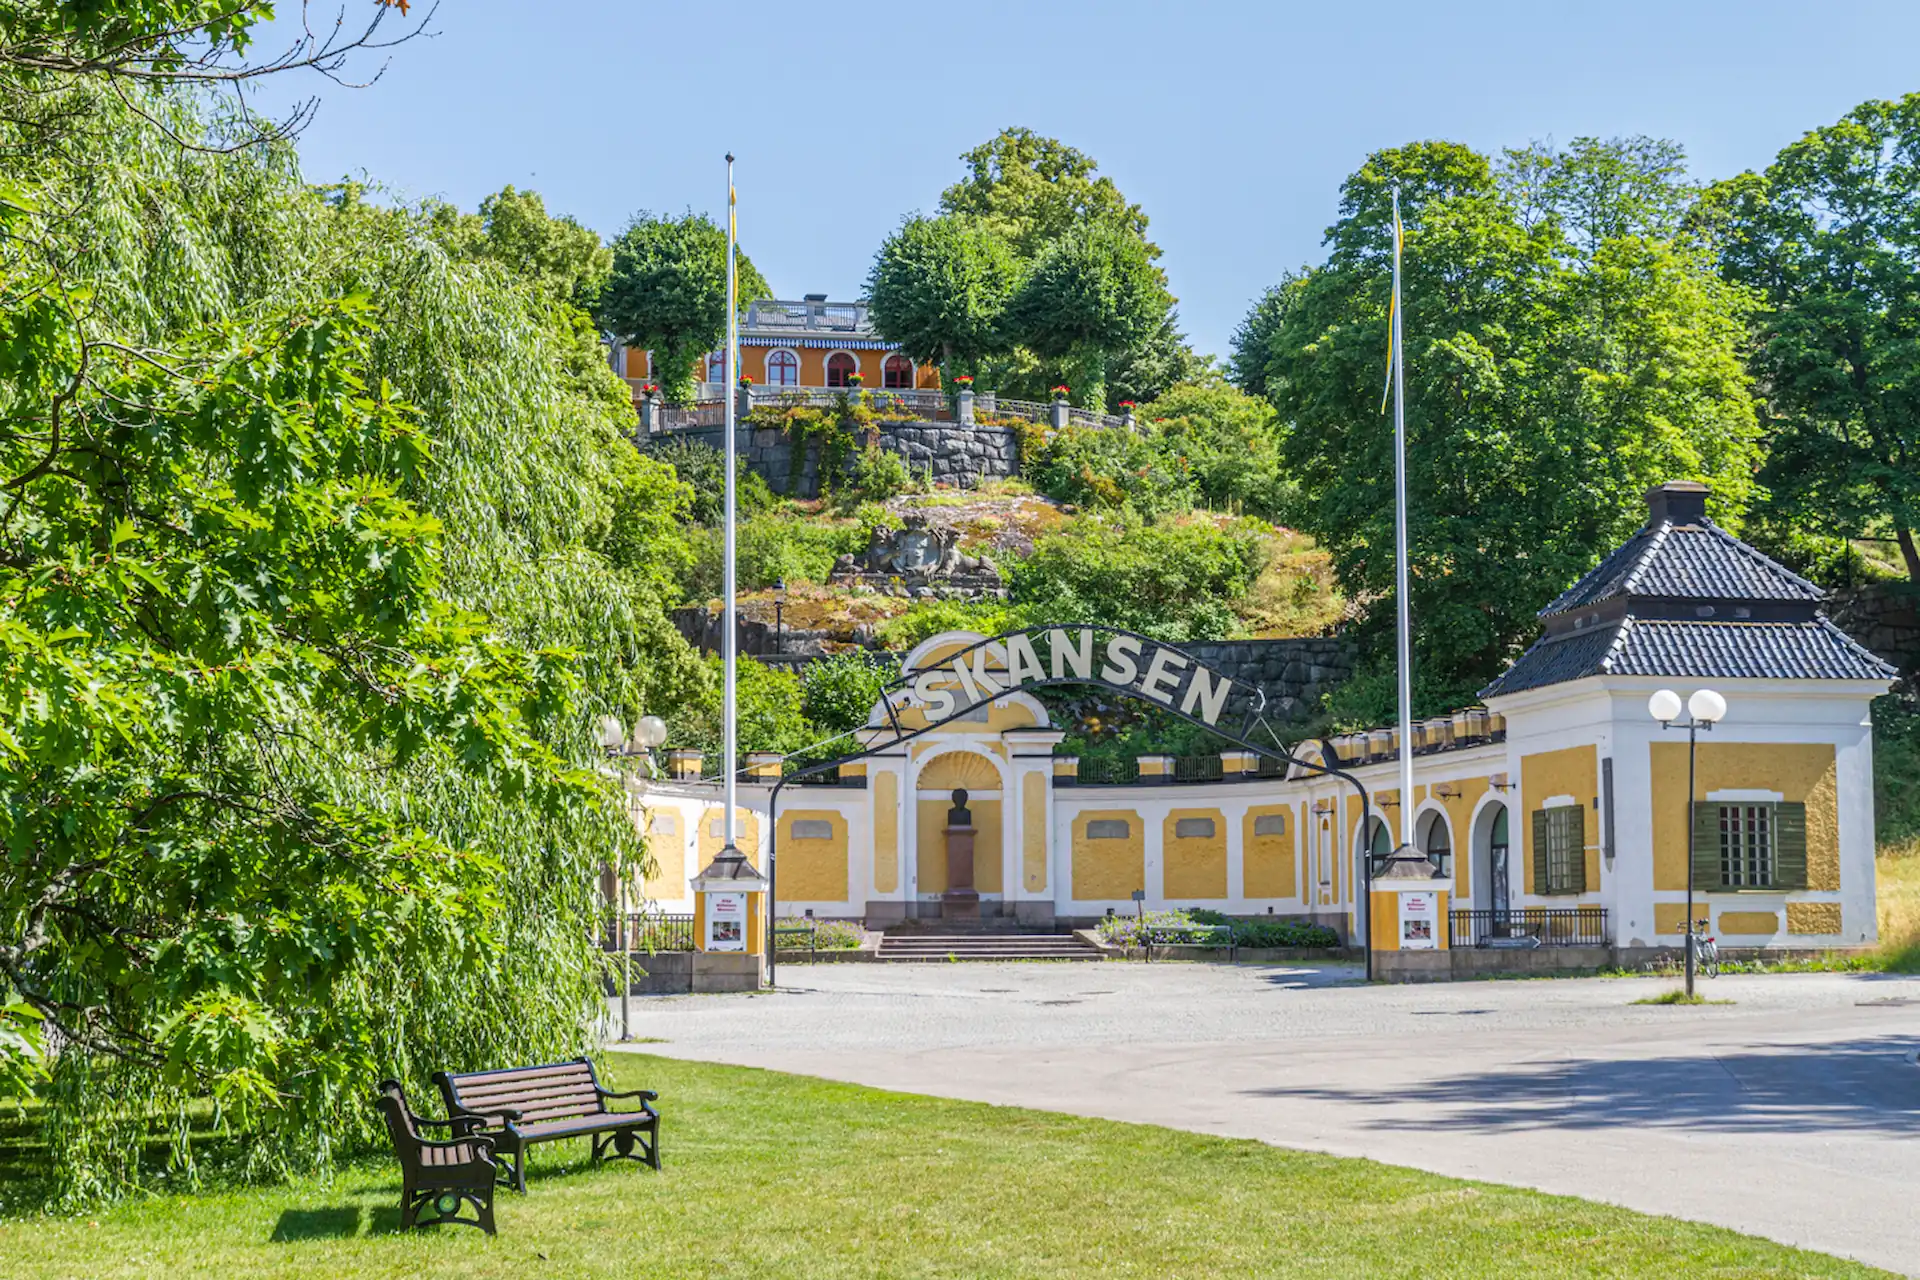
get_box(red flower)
[740,375,755,386]
[1051,384,1071,396]
[1118,400,1136,408]
[953,374,974,385]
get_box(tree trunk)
[1899,526,1920,584]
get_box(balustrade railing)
[1075,757,1140,786]
[1173,755,1224,783]
[605,912,697,953]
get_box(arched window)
[826,352,858,388]
[765,349,798,386]
[705,351,726,384]
[882,352,914,388]
[1368,818,1392,862]
[1423,813,1452,876]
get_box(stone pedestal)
[943,824,980,921]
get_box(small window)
[791,819,834,841]
[1253,813,1287,837]
[706,351,726,383]
[882,353,914,388]
[766,349,798,386]
[1719,804,1774,888]
[1174,817,1216,840]
[650,813,679,836]
[1086,819,1131,840]
[1542,806,1583,894]
[826,352,858,387]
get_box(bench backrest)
[435,1057,605,1127]
[375,1079,426,1164]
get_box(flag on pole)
[1381,201,1404,415]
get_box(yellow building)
[610,295,942,405]
[624,483,1895,971]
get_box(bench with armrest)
[374,1079,498,1234]
[1140,923,1237,961]
[432,1056,659,1193]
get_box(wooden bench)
[374,1080,498,1234]
[433,1057,659,1193]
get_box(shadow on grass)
[269,1206,362,1242]
[1241,1035,1920,1137]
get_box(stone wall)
[1180,637,1355,725]
[656,419,1020,498]
[1828,582,1920,678]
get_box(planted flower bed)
[1096,908,1338,950]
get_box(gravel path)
[609,963,1920,1274]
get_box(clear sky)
[255,0,1920,360]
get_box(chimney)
[1645,480,1709,527]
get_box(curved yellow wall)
[1162,808,1228,899]
[916,796,1002,894]
[1242,805,1296,899]
[777,809,849,903]
[698,806,761,867]
[1071,809,1144,900]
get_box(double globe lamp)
[1648,687,1727,996]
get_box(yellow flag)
[729,184,737,242]
[1380,202,1403,414]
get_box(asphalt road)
[607,963,1920,1275]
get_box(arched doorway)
[1472,802,1511,920]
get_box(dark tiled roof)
[1482,616,1895,698]
[1543,521,1824,615]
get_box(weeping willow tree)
[0,44,707,1203]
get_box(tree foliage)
[938,126,1152,261]
[0,69,708,1203]
[432,184,613,310]
[598,211,771,402]
[1005,219,1172,408]
[1701,92,1920,582]
[1250,139,1760,708]
[865,213,1023,367]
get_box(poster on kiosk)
[1398,891,1438,950]
[707,892,747,952]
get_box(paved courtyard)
[609,962,1920,1274]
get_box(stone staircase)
[876,929,1104,962]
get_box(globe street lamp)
[1649,688,1728,997]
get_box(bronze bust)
[947,787,972,828]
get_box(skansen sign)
[902,626,1258,730]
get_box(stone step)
[876,933,1102,962]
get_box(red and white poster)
[1399,892,1438,950]
[707,893,746,952]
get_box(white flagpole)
[722,153,740,853]
[1391,186,1415,852]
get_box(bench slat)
[446,1064,592,1091]
[451,1083,600,1112]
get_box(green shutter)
[1532,809,1549,897]
[1691,802,1721,892]
[1774,802,1808,889]
[1565,806,1587,895]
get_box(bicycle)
[1687,918,1720,978]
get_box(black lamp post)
[1649,687,1727,998]
[771,578,786,655]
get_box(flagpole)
[1390,185,1415,853]
[722,153,740,855]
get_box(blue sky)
[256,0,1920,360]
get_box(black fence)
[1173,755,1224,783]
[604,912,697,953]
[1449,907,1609,949]
[1074,757,1140,785]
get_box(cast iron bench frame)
[374,1079,499,1234]
[433,1056,659,1193]
[1140,923,1237,962]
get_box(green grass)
[0,1055,1892,1279]
[1633,989,1735,1005]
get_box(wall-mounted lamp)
[1434,783,1463,800]
[1488,772,1513,792]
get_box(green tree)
[598,211,771,402]
[1500,136,1693,252]
[1107,310,1210,409]
[1005,219,1171,408]
[1227,276,1301,399]
[1258,140,1759,708]
[434,184,613,309]
[1702,93,1920,581]
[1141,380,1293,518]
[939,126,1152,261]
[865,213,1022,369]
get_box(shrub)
[874,599,1034,650]
[1139,381,1296,521]
[677,656,812,756]
[775,919,865,951]
[683,514,868,599]
[1007,514,1269,642]
[1096,909,1215,947]
[847,442,914,504]
[644,437,776,524]
[1023,424,1195,519]
[801,651,893,738]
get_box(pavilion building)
[624,482,1896,974]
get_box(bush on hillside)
[682,514,868,600]
[644,437,777,524]
[1007,515,1269,642]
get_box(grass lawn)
[0,1055,1892,1279]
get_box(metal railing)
[1173,754,1224,783]
[659,402,726,430]
[1449,907,1609,949]
[1074,757,1141,786]
[605,912,697,953]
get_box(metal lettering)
[1049,627,1094,679]
[1100,634,1142,687]
[1179,666,1230,725]
[1139,647,1188,704]
[1005,633,1047,687]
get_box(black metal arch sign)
[895,624,1264,741]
